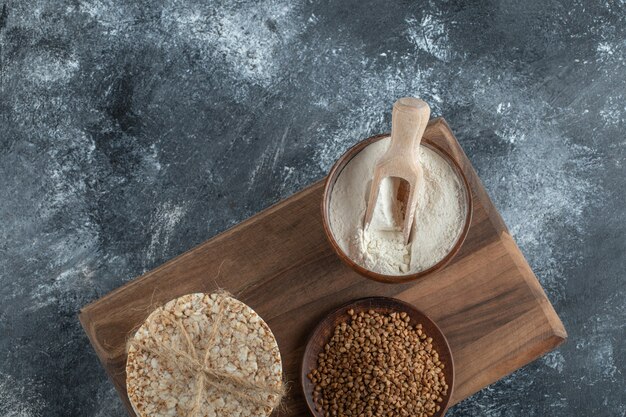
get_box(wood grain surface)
[79,118,567,416]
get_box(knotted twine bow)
[129,292,285,417]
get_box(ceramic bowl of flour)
[321,133,472,283]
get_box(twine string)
[129,293,285,416]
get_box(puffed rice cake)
[126,293,283,417]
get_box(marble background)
[0,0,625,416]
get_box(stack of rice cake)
[126,293,283,417]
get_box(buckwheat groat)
[308,309,448,417]
[126,293,284,417]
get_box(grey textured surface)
[0,0,625,416]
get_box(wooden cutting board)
[79,118,566,416]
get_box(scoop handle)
[389,97,430,156]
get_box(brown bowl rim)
[321,133,473,284]
[300,296,455,417]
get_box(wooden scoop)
[363,97,431,244]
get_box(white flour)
[329,137,467,275]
